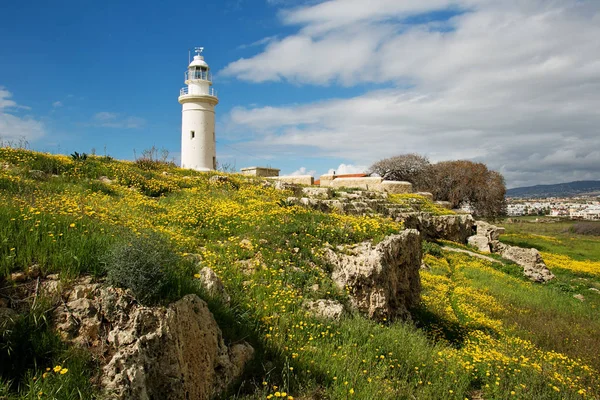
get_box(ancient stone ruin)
[323,230,422,320]
[466,221,555,283]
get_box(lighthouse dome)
[189,55,208,69]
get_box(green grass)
[501,218,600,261]
[2,148,600,399]
[0,298,98,399]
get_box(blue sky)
[2,0,600,187]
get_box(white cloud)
[52,101,63,108]
[237,35,280,50]
[223,0,600,187]
[0,87,44,143]
[289,166,316,176]
[327,163,367,175]
[92,112,145,129]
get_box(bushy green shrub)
[103,233,180,305]
[422,241,442,257]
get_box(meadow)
[0,147,599,399]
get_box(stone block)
[380,181,413,194]
[468,235,491,253]
[240,166,280,177]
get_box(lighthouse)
[178,47,218,171]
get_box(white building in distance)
[178,47,218,171]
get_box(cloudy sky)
[1,0,599,187]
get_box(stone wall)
[267,175,315,186]
[327,176,413,194]
[241,166,280,177]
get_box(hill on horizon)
[507,180,600,198]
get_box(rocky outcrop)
[303,299,345,320]
[53,282,253,400]
[198,267,231,305]
[323,229,421,320]
[490,241,555,283]
[402,213,475,244]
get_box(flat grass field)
[501,218,600,261]
[1,148,599,399]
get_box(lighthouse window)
[190,131,195,139]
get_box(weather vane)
[195,47,204,56]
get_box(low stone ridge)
[285,189,427,219]
[490,241,555,283]
[402,213,475,244]
[328,176,413,194]
[323,230,422,320]
[52,281,253,400]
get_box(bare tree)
[368,153,433,191]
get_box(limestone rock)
[468,235,491,253]
[490,241,555,283]
[323,229,421,320]
[304,299,345,320]
[28,264,41,278]
[10,272,26,282]
[98,176,113,184]
[402,213,475,244]
[28,170,46,179]
[302,187,333,199]
[41,279,62,296]
[380,180,413,194]
[209,175,230,184]
[198,267,231,305]
[475,220,504,241]
[53,283,253,400]
[573,294,585,302]
[209,175,239,189]
[269,180,303,196]
[467,221,505,253]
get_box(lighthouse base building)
[178,48,219,171]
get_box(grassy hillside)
[506,181,600,198]
[1,148,599,399]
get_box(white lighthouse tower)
[178,47,219,171]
